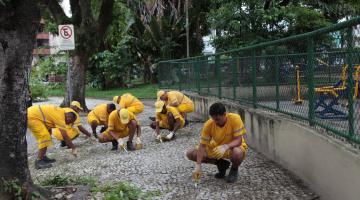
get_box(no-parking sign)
[58,24,75,50]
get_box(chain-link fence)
[158,17,360,144]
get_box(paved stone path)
[28,97,318,200]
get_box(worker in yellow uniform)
[150,101,185,141]
[87,103,116,138]
[186,102,247,183]
[27,105,78,169]
[98,108,142,151]
[157,90,194,123]
[55,101,93,147]
[113,93,144,115]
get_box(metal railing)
[158,17,360,144]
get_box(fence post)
[178,63,182,91]
[275,49,280,111]
[251,49,257,108]
[232,56,237,100]
[207,60,210,95]
[216,55,221,98]
[346,27,355,139]
[307,37,315,126]
[196,61,201,94]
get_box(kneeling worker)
[150,101,185,141]
[27,105,78,169]
[87,103,116,138]
[98,109,141,151]
[186,102,247,183]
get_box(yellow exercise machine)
[292,65,303,105]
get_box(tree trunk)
[143,63,152,84]
[62,54,88,111]
[0,1,49,199]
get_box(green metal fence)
[158,17,360,144]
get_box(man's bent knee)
[230,147,245,162]
[186,149,197,161]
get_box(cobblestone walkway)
[28,98,318,200]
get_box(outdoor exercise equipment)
[314,65,348,119]
[292,65,303,105]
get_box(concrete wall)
[185,91,360,200]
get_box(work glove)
[118,138,126,150]
[193,164,202,182]
[156,134,163,143]
[135,137,142,150]
[165,131,175,140]
[71,148,78,157]
[213,144,229,159]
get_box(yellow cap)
[113,96,119,104]
[154,101,165,113]
[70,101,83,110]
[119,109,130,124]
[157,90,165,99]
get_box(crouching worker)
[58,101,93,147]
[27,105,78,169]
[186,102,247,183]
[113,93,144,115]
[87,103,116,138]
[150,101,185,141]
[98,109,141,151]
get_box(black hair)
[209,102,226,116]
[67,112,77,120]
[108,103,116,111]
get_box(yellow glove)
[213,144,229,159]
[118,138,126,150]
[135,137,142,150]
[193,164,202,182]
[156,134,163,143]
[71,148,78,157]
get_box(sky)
[60,0,72,17]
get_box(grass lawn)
[47,84,158,99]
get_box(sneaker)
[35,160,52,169]
[226,168,239,183]
[111,140,118,151]
[127,141,136,151]
[149,117,156,121]
[42,156,56,163]
[215,159,230,179]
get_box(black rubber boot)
[111,140,118,151]
[60,141,67,147]
[100,126,107,133]
[42,156,56,163]
[226,168,239,183]
[127,141,136,151]
[184,119,189,127]
[35,159,52,169]
[215,159,230,178]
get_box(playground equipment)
[292,65,303,105]
[354,65,360,99]
[314,65,360,119]
[314,65,348,119]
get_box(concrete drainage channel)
[28,97,317,199]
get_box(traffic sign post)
[58,24,75,50]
